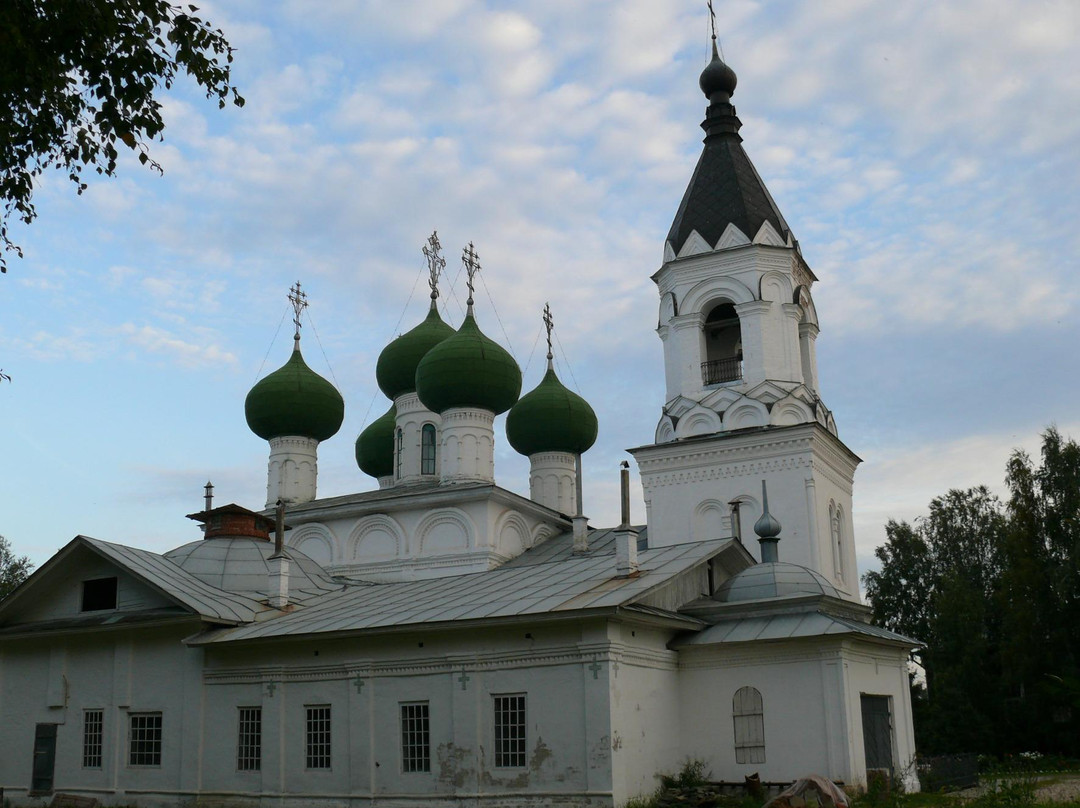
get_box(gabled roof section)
[188,538,743,645]
[0,536,262,628]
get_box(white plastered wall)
[608,624,682,806]
[676,638,917,789]
[0,624,205,804]
[633,423,861,600]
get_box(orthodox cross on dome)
[706,0,725,58]
[288,281,308,343]
[462,241,480,310]
[543,302,554,366]
[422,230,446,303]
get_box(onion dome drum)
[355,404,396,479]
[414,314,522,415]
[376,306,455,400]
[245,347,344,441]
[506,367,597,456]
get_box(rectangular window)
[493,694,526,768]
[237,707,261,772]
[305,705,331,770]
[83,710,103,768]
[400,702,430,773]
[81,577,118,612]
[128,712,162,767]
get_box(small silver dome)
[716,561,839,603]
[165,537,340,601]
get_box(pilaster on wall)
[266,435,319,508]
[439,407,496,484]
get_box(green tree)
[864,487,1006,754]
[0,0,244,272]
[1001,427,1080,754]
[0,535,33,602]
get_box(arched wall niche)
[495,511,531,557]
[724,399,769,430]
[759,270,794,304]
[417,508,473,556]
[288,524,336,566]
[793,285,819,327]
[659,291,678,327]
[676,406,723,439]
[693,499,730,540]
[347,515,405,560]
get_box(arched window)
[702,302,742,385]
[421,424,437,475]
[835,506,846,583]
[396,428,403,478]
[829,501,842,581]
[733,686,765,764]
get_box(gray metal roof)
[671,610,918,648]
[715,561,839,602]
[501,525,649,567]
[165,537,340,601]
[83,537,262,624]
[189,539,735,645]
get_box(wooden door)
[31,723,58,794]
[860,695,894,774]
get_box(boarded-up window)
[733,686,766,764]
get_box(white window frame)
[400,701,431,773]
[237,706,261,772]
[83,709,103,769]
[305,705,331,770]
[493,693,527,768]
[128,712,162,767]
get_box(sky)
[2,0,1079,580]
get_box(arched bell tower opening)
[702,301,742,385]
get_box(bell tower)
[629,39,861,600]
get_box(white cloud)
[118,323,237,368]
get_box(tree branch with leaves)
[0,0,244,272]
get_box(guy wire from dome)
[244,282,344,442]
[506,304,597,457]
[414,243,522,415]
[374,231,456,402]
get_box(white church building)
[0,38,918,808]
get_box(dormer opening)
[81,577,118,612]
[702,302,743,385]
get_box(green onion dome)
[506,365,598,456]
[245,345,345,441]
[376,305,455,400]
[415,313,522,415]
[355,404,396,479]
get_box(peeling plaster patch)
[437,741,475,789]
[529,736,553,771]
[589,733,611,769]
